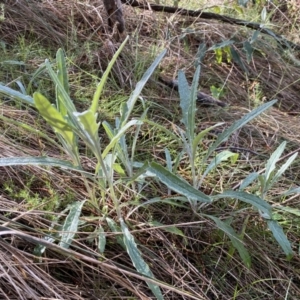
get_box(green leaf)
[149,220,187,245]
[120,219,164,300]
[204,215,251,268]
[33,92,75,146]
[102,120,143,159]
[59,201,86,248]
[203,150,237,178]
[213,190,272,217]
[192,123,224,158]
[265,141,286,182]
[194,43,206,67]
[270,152,298,188]
[239,172,259,190]
[230,46,248,74]
[267,220,293,260]
[164,148,173,172]
[74,110,100,145]
[121,49,167,125]
[261,7,267,22]
[56,48,69,117]
[0,156,76,169]
[0,84,34,106]
[91,36,129,114]
[148,162,211,203]
[44,59,77,115]
[243,41,254,63]
[97,225,106,254]
[209,40,235,50]
[275,206,300,217]
[179,65,200,143]
[106,217,125,248]
[127,196,188,219]
[178,71,190,134]
[205,100,277,161]
[283,186,300,196]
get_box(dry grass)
[1,0,300,299]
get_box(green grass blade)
[205,99,277,161]
[91,36,129,114]
[59,201,86,249]
[204,214,251,268]
[0,84,34,106]
[148,162,211,203]
[267,220,293,260]
[213,190,272,217]
[120,219,164,300]
[121,49,167,125]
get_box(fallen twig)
[121,0,300,51]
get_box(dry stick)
[121,0,300,51]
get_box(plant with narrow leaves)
[137,45,293,266]
[0,37,166,299]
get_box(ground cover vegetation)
[1,0,300,299]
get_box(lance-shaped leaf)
[59,201,86,249]
[148,162,211,203]
[121,219,164,300]
[204,214,251,268]
[34,92,74,146]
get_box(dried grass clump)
[1,0,110,46]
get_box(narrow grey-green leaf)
[0,156,76,169]
[267,220,293,260]
[204,215,251,268]
[270,152,298,188]
[203,150,236,178]
[120,219,164,300]
[56,48,69,117]
[178,70,191,132]
[91,36,129,114]
[59,201,86,249]
[205,100,277,160]
[239,172,259,190]
[106,217,124,248]
[213,190,272,217]
[45,59,77,115]
[0,84,34,106]
[275,206,300,217]
[122,49,167,125]
[265,141,286,182]
[97,225,106,254]
[149,220,187,245]
[208,40,235,50]
[230,46,248,74]
[148,162,211,202]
